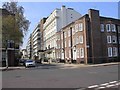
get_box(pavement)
[2,64,119,88]
[0,62,119,71]
[48,62,119,69]
[77,80,120,90]
[0,66,25,71]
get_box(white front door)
[62,53,64,59]
[73,49,77,60]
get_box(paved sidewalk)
[86,62,119,67]
[45,62,119,69]
[0,66,25,71]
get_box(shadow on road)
[2,63,69,71]
[32,63,64,69]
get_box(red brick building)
[56,9,120,64]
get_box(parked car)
[25,60,36,67]
[19,59,25,66]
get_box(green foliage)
[2,2,30,46]
[2,15,22,41]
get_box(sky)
[1,2,119,49]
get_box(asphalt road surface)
[2,64,120,90]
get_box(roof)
[100,16,120,21]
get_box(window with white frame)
[80,48,84,58]
[79,23,83,31]
[111,24,116,32]
[118,26,120,33]
[112,35,117,43]
[100,24,104,32]
[75,24,78,32]
[64,32,67,38]
[72,26,75,35]
[108,47,112,57]
[106,24,111,32]
[107,36,112,43]
[80,35,83,44]
[68,30,70,37]
[113,47,118,57]
[76,36,79,44]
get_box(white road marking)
[109,81,117,84]
[106,84,116,88]
[115,82,120,86]
[100,83,109,86]
[87,81,120,89]
[88,85,99,88]
[97,86,106,89]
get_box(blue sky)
[1,2,119,49]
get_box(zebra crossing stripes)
[88,85,99,88]
[88,80,120,90]
[109,81,117,84]
[77,80,120,90]
[99,83,109,86]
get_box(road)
[2,64,120,89]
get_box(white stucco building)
[26,34,32,59]
[31,24,41,59]
[43,5,82,59]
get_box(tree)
[2,2,30,45]
[2,15,22,46]
[2,2,30,67]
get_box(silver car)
[25,60,36,67]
